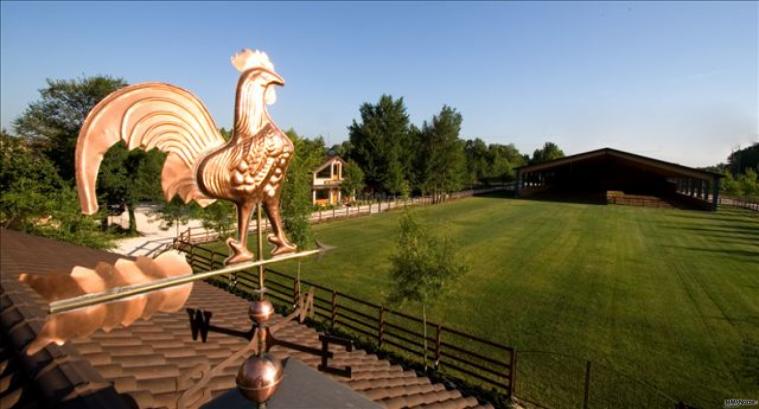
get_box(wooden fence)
[174,186,513,246]
[177,242,517,400]
[720,195,759,211]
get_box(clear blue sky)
[1,1,756,167]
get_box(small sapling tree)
[387,210,468,369]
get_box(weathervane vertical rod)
[257,203,264,300]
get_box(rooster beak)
[268,71,285,87]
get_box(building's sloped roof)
[1,229,492,409]
[313,154,346,175]
[515,147,723,180]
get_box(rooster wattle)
[75,49,296,264]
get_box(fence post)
[330,290,337,329]
[434,324,442,368]
[378,306,385,348]
[583,360,591,409]
[292,279,299,306]
[508,349,517,398]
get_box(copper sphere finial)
[249,299,275,324]
[236,353,284,406]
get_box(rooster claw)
[225,238,254,265]
[268,234,296,256]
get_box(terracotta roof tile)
[1,229,490,409]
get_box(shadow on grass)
[514,194,607,206]
[668,211,759,225]
[658,224,759,237]
[473,190,516,199]
[664,245,759,259]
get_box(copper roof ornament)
[75,48,296,265]
[19,49,351,408]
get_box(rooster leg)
[263,197,297,256]
[225,201,255,265]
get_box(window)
[316,166,331,179]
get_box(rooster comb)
[231,49,275,73]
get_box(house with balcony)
[312,155,346,206]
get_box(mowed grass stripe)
[205,196,758,407]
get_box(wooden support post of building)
[515,169,522,197]
[711,175,721,211]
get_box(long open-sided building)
[515,148,723,210]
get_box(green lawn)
[207,195,759,407]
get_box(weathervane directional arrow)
[49,244,329,315]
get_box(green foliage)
[12,76,164,233]
[530,142,565,165]
[737,168,758,199]
[463,140,527,185]
[387,210,467,306]
[264,197,757,408]
[98,143,165,233]
[414,106,467,196]
[722,168,759,200]
[13,76,128,181]
[198,201,236,240]
[0,130,113,248]
[727,143,759,175]
[153,198,201,236]
[340,160,365,201]
[279,129,326,249]
[348,95,412,195]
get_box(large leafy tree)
[727,143,759,175]
[463,138,489,186]
[415,106,467,198]
[0,130,113,248]
[530,142,565,164]
[278,129,326,249]
[13,76,164,233]
[348,95,411,196]
[340,160,365,202]
[486,143,527,182]
[13,76,127,181]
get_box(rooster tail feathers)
[75,82,224,214]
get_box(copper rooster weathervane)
[76,48,296,264]
[19,49,349,409]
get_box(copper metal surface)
[236,353,284,404]
[248,299,275,324]
[19,251,193,355]
[48,247,322,315]
[75,48,296,264]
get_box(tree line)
[337,94,563,199]
[0,75,564,249]
[708,143,759,200]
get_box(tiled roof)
[1,229,492,409]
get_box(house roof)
[1,229,492,409]
[313,155,346,175]
[515,147,723,180]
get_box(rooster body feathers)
[75,49,296,263]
